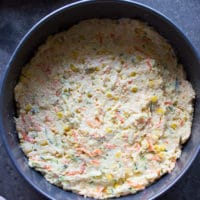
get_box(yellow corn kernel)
[57,112,63,119]
[70,64,79,72]
[114,183,120,188]
[105,127,112,133]
[107,107,112,111]
[115,152,122,158]
[124,112,130,118]
[173,100,178,106]
[39,140,48,146]
[106,92,119,100]
[51,127,59,134]
[22,144,32,154]
[150,96,158,103]
[78,98,82,103]
[95,175,102,180]
[87,93,93,98]
[65,154,71,159]
[106,93,113,98]
[170,123,177,130]
[76,108,81,113]
[149,80,154,88]
[158,152,165,158]
[156,108,165,115]
[141,106,147,112]
[25,104,32,112]
[134,171,142,176]
[125,168,133,177]
[67,130,73,136]
[55,152,62,158]
[131,87,138,93]
[64,125,71,132]
[95,66,100,71]
[113,96,119,101]
[106,174,113,181]
[123,126,130,130]
[130,71,137,77]
[73,143,79,148]
[154,144,166,152]
[63,87,70,93]
[116,68,121,73]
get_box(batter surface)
[15,19,195,199]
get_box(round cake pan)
[0,0,199,200]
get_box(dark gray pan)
[0,0,199,200]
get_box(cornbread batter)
[15,19,195,199]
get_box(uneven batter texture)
[15,19,195,199]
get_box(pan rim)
[0,1,199,200]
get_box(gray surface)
[0,0,199,200]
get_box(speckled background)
[0,0,199,200]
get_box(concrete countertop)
[0,0,199,199]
